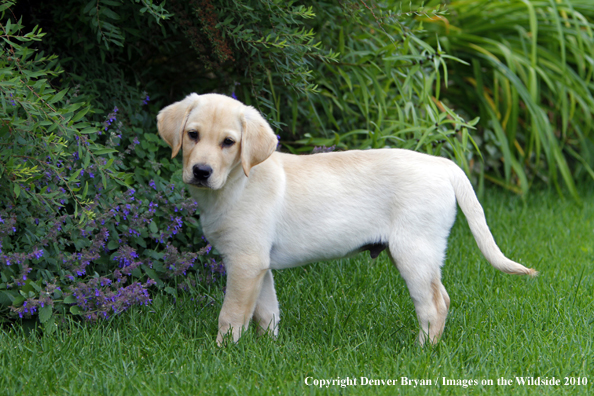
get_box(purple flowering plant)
[0,94,225,327]
[0,24,224,328]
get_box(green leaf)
[69,305,83,315]
[71,107,90,123]
[63,295,77,304]
[39,305,53,323]
[28,280,42,292]
[13,295,25,307]
[0,291,15,306]
[82,0,95,14]
[48,88,68,104]
[93,148,118,155]
[83,150,91,168]
[0,2,15,13]
[467,117,480,127]
[143,267,159,281]
[149,220,158,233]
[79,127,98,134]
[43,315,56,335]
[100,7,121,21]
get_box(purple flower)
[113,245,139,268]
[312,145,336,154]
[170,216,183,235]
[128,228,141,237]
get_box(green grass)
[1,186,593,395]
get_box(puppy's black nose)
[193,164,213,182]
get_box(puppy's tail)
[449,165,538,277]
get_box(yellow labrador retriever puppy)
[157,93,537,345]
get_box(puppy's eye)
[188,130,199,140]
[222,138,235,147]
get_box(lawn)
[1,186,592,395]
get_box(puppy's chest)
[198,210,227,244]
[198,205,253,253]
[191,190,239,245]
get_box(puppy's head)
[157,93,277,190]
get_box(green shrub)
[279,2,478,173]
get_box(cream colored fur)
[157,93,537,346]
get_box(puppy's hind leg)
[389,236,450,346]
[253,270,280,337]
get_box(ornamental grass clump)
[421,0,594,198]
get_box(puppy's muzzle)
[191,164,213,186]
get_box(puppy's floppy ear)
[157,93,199,159]
[240,106,278,177]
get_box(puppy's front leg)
[217,261,268,345]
